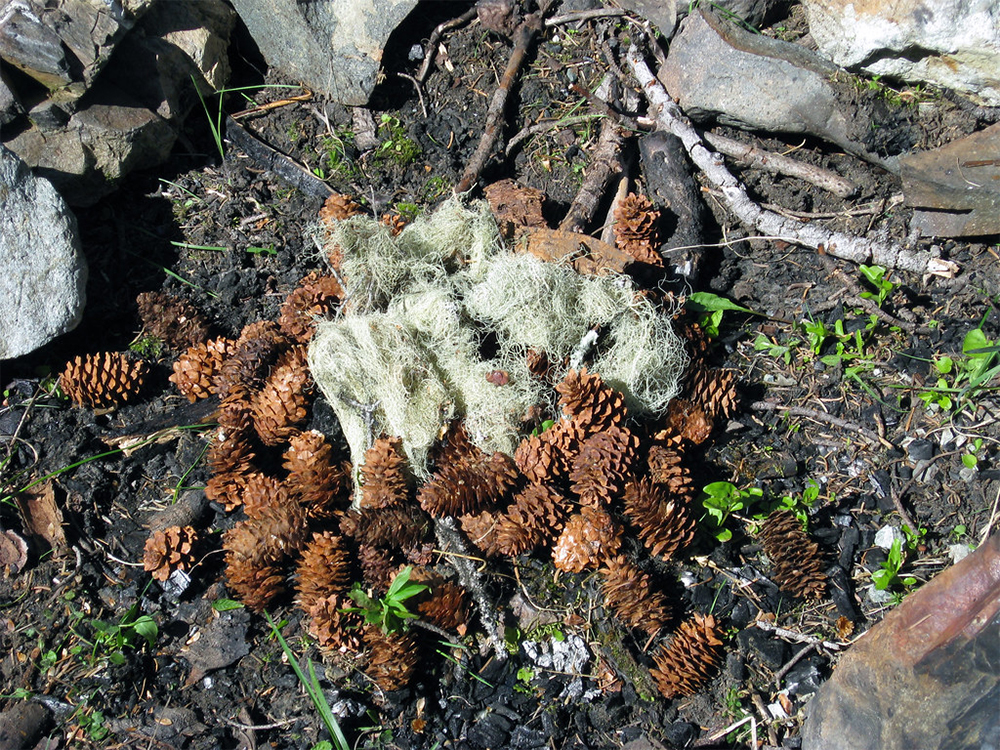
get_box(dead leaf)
[15,481,68,554]
[0,529,28,574]
[836,616,855,639]
[517,227,633,276]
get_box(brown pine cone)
[613,193,663,266]
[760,510,827,599]
[284,430,349,517]
[659,397,713,446]
[143,525,199,582]
[340,507,430,551]
[416,581,470,632]
[59,352,149,408]
[308,594,364,654]
[240,472,291,520]
[555,368,627,431]
[207,424,257,477]
[319,192,363,226]
[552,506,622,573]
[568,425,640,507]
[686,367,739,419]
[224,554,286,612]
[363,627,419,691]
[647,445,695,503]
[205,470,256,512]
[295,531,352,612]
[650,613,724,698]
[223,501,309,566]
[458,510,505,558]
[600,555,672,635]
[135,291,209,351]
[356,544,399,593]
[251,346,312,446]
[418,450,518,518]
[514,429,562,484]
[493,484,569,556]
[380,213,407,236]
[278,272,343,343]
[169,337,235,402]
[216,321,288,399]
[622,478,696,560]
[360,436,410,509]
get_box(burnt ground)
[1,4,999,750]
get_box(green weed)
[346,566,429,634]
[700,481,763,542]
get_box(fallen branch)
[434,516,508,661]
[703,130,857,199]
[457,1,555,194]
[751,400,893,449]
[625,45,959,278]
[415,6,479,84]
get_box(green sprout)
[700,481,763,542]
[872,537,916,592]
[345,566,429,634]
[684,292,757,339]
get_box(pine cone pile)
[143,525,199,581]
[760,510,827,599]
[613,193,663,266]
[59,352,149,408]
[169,337,235,402]
[360,436,410,509]
[650,613,724,698]
[278,272,343,343]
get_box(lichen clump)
[308,197,689,481]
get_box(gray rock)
[802,0,1000,107]
[0,144,87,360]
[2,0,235,205]
[657,10,896,170]
[229,0,420,106]
[0,67,22,125]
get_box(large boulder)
[0,0,235,206]
[228,0,420,106]
[0,145,87,360]
[801,0,1000,107]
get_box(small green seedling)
[700,481,763,542]
[872,537,916,591]
[346,566,429,634]
[514,667,536,694]
[684,292,757,339]
[920,326,999,414]
[858,264,895,308]
[962,438,984,469]
[753,332,799,364]
[752,479,823,530]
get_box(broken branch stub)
[625,45,959,279]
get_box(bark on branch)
[625,46,959,278]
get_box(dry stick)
[625,45,959,278]
[415,6,479,84]
[753,619,844,651]
[750,400,893,449]
[456,2,554,194]
[505,113,604,156]
[702,130,858,199]
[545,8,627,26]
[434,516,508,661]
[560,79,626,233]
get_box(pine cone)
[59,352,148,408]
[224,555,286,612]
[340,507,430,551]
[650,613,723,698]
[169,337,235,402]
[380,213,407,236]
[760,510,827,599]
[308,594,364,654]
[659,397,713,446]
[360,436,409,509]
[205,470,255,512]
[622,478,696,560]
[556,368,627,432]
[295,531,351,612]
[686,367,739,419]
[493,484,569,556]
[136,291,209,351]
[278,272,343,343]
[241,472,291,520]
[647,445,694,503]
[458,510,505,558]
[568,425,640,507]
[216,321,287,399]
[223,500,309,566]
[284,430,349,518]
[143,525,199,582]
[319,192,363,226]
[356,545,399,593]
[207,423,257,477]
[364,627,419,691]
[613,193,662,266]
[416,581,470,632]
[600,555,672,635]
[418,450,519,518]
[514,429,563,484]
[251,346,312,446]
[552,506,622,573]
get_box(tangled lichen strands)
[402,196,502,278]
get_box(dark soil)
[2,4,999,750]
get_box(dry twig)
[750,400,893,449]
[415,6,479,84]
[625,45,959,278]
[457,0,556,194]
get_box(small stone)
[906,438,935,461]
[874,525,904,550]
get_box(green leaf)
[715,528,733,542]
[131,615,158,648]
[686,292,755,314]
[962,328,990,357]
[962,453,978,469]
[212,598,245,612]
